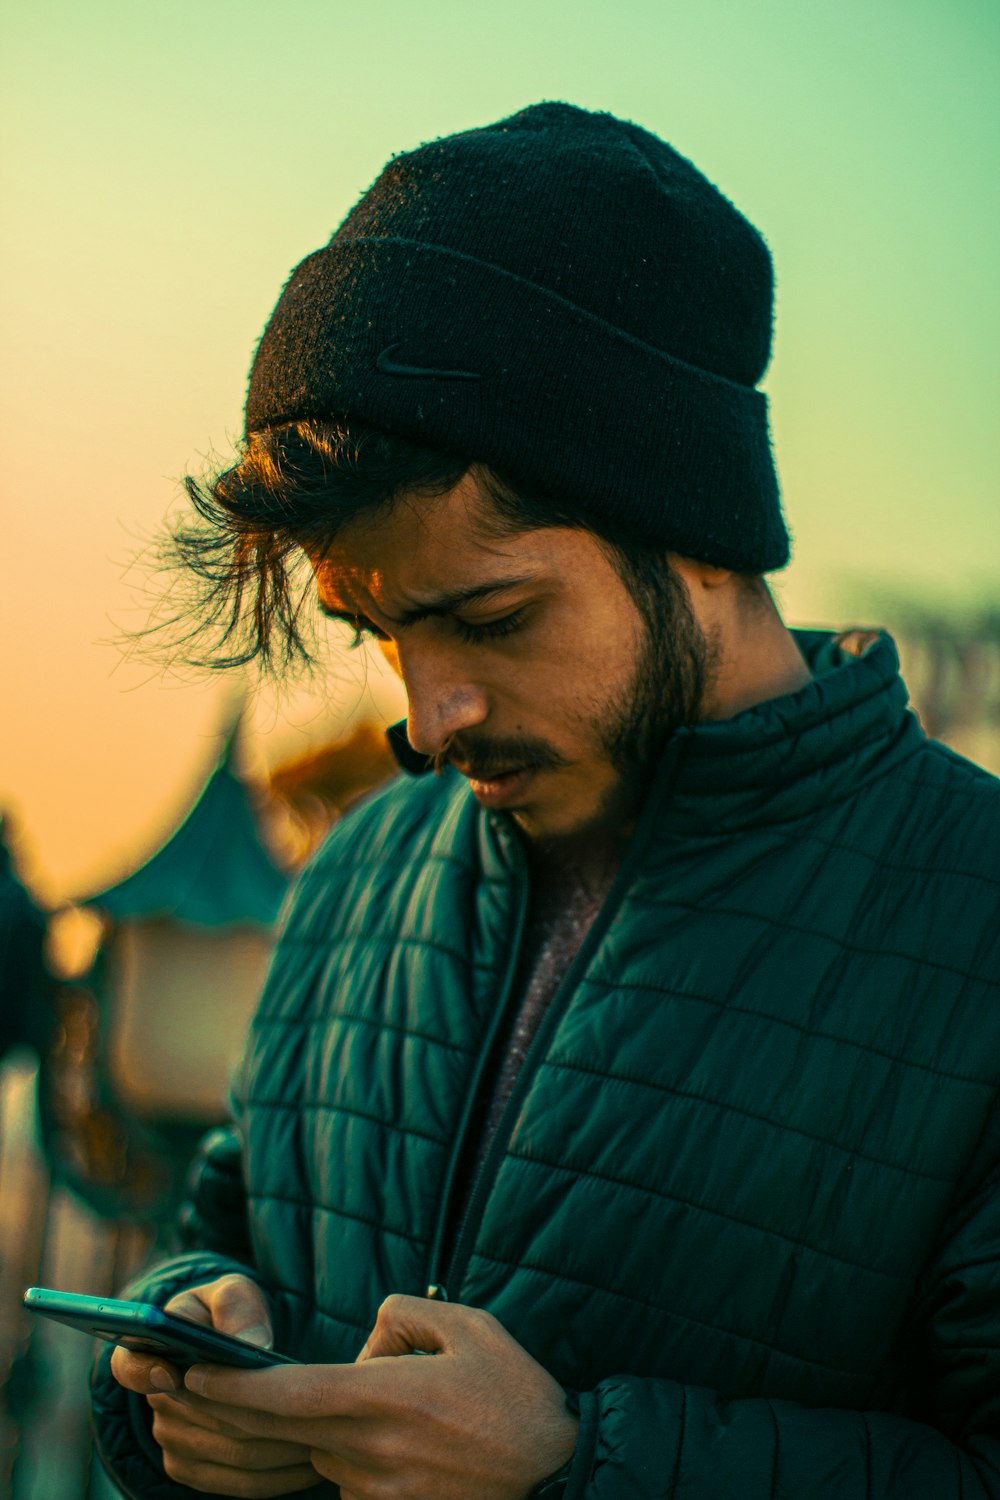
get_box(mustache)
[435,734,568,779]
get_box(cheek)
[500,666,609,750]
[532,629,638,718]
[549,599,642,679]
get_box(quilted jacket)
[93,630,1000,1497]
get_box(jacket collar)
[654,628,924,835]
[387,629,925,835]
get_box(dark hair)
[152,417,703,675]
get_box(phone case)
[22,1287,298,1369]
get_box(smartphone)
[22,1286,299,1370]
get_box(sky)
[1,0,998,903]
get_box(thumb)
[166,1273,273,1349]
[357,1292,455,1363]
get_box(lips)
[455,762,521,782]
[461,764,538,809]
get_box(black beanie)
[246,102,790,573]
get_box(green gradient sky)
[1,0,997,899]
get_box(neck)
[703,607,812,721]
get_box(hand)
[182,1293,579,1500]
[109,1273,320,1496]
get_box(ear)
[666,553,733,592]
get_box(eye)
[453,608,527,645]
[346,618,389,648]
[332,617,388,649]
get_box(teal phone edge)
[22,1286,299,1370]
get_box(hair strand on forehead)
[133,417,766,679]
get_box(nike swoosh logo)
[376,343,482,381]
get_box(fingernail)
[149,1367,176,1392]
[239,1324,273,1349]
[185,1367,205,1395]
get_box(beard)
[600,554,715,781]
[436,559,717,836]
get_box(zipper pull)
[425,1284,449,1301]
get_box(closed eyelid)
[319,574,540,625]
[344,616,389,646]
[317,603,382,630]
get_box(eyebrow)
[317,575,537,628]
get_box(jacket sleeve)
[89,1124,339,1500]
[90,1249,274,1500]
[564,1099,1000,1500]
[174,1124,256,1263]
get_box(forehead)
[311,471,580,609]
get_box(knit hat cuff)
[247,238,788,572]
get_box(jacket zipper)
[425,827,531,1299]
[424,736,690,1302]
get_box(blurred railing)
[895,613,1000,773]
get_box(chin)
[503,761,629,844]
[514,800,607,845]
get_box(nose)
[400,649,489,759]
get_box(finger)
[150,1402,314,1472]
[162,1288,213,1327]
[166,1273,274,1348]
[183,1361,361,1421]
[147,1390,262,1438]
[149,1381,344,1437]
[159,1450,320,1496]
[308,1447,372,1493]
[110,1343,183,1396]
[360,1292,467,1360]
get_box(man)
[93,103,1000,1497]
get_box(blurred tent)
[38,715,291,1227]
[37,712,398,1227]
[88,717,289,932]
[82,714,290,1126]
